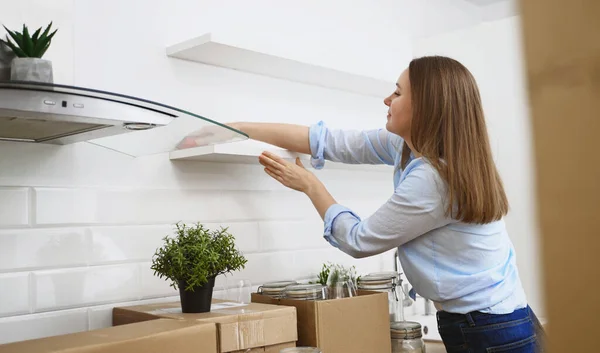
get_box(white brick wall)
[0,228,90,271]
[259,220,326,251]
[0,273,30,317]
[0,308,89,344]
[0,145,392,344]
[0,188,29,227]
[33,264,141,312]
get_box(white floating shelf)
[166,33,395,97]
[169,141,392,172]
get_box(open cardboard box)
[112,299,297,353]
[0,319,218,353]
[251,290,392,353]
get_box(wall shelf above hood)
[166,33,395,98]
[0,81,248,157]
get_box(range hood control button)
[123,122,156,130]
[43,100,56,105]
[73,103,84,108]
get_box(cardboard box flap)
[280,299,319,347]
[315,293,390,352]
[113,301,297,352]
[0,319,218,353]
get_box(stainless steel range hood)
[0,81,248,156]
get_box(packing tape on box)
[237,319,265,349]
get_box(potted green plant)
[151,222,248,313]
[0,22,57,83]
[0,37,14,81]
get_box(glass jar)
[357,272,404,321]
[326,267,357,299]
[280,347,322,353]
[371,271,401,280]
[390,321,426,353]
[257,280,298,298]
[282,284,326,301]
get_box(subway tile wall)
[0,141,395,345]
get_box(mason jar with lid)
[371,271,401,280]
[257,280,298,298]
[282,283,326,301]
[390,321,426,353]
[357,272,404,321]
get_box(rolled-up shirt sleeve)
[309,120,402,169]
[322,162,453,258]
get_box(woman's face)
[383,68,412,141]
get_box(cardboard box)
[113,300,297,353]
[251,291,391,353]
[232,342,296,353]
[519,0,598,352]
[0,319,217,353]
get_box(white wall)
[413,16,545,318]
[0,0,409,344]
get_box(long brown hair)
[401,56,508,224]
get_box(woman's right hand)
[176,123,245,149]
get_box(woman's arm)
[228,122,311,155]
[258,152,451,259]
[232,121,402,169]
[322,163,452,258]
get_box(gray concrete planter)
[11,57,54,83]
[0,45,15,81]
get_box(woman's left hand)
[258,151,318,193]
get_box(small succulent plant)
[1,22,58,58]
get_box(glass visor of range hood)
[0,81,248,157]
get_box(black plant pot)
[178,276,216,313]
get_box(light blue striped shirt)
[309,121,527,314]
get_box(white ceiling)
[394,0,518,38]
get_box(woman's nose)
[384,96,391,106]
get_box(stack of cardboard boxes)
[0,291,391,353]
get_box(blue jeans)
[437,306,546,352]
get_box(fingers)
[264,167,283,183]
[176,137,199,149]
[258,152,285,171]
[262,151,285,164]
[295,157,305,168]
[265,165,282,177]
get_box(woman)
[228,56,545,353]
